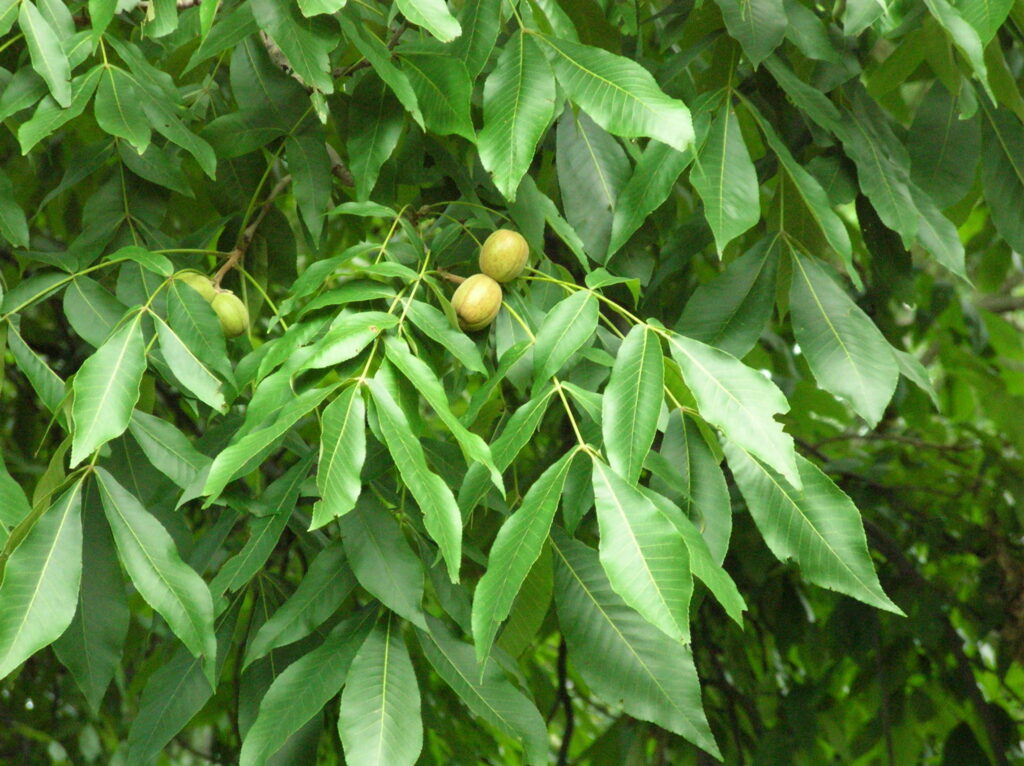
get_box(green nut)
[174,270,217,303]
[479,229,529,283]
[210,290,249,338]
[452,273,502,332]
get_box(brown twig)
[325,144,355,187]
[554,638,574,766]
[435,269,467,285]
[213,174,292,288]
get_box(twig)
[325,144,355,186]
[213,175,292,288]
[554,638,574,766]
[434,269,467,285]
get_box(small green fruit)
[174,270,217,303]
[479,229,529,283]
[452,274,502,332]
[210,291,249,337]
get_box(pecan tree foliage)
[1,0,1023,763]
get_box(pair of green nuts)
[174,272,250,338]
[452,229,529,332]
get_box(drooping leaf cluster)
[1,0,1023,763]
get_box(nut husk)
[175,270,217,303]
[452,273,502,331]
[479,229,528,283]
[210,291,249,337]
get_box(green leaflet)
[789,251,899,427]
[0,481,83,680]
[551,531,720,758]
[724,443,903,614]
[479,31,557,201]
[472,450,576,667]
[338,613,423,766]
[70,315,146,467]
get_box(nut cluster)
[174,271,250,338]
[452,229,529,332]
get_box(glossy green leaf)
[63,276,125,347]
[19,1,71,108]
[650,412,733,564]
[312,385,365,529]
[676,235,779,358]
[250,0,336,93]
[532,290,599,384]
[290,312,396,373]
[52,481,128,712]
[690,101,760,254]
[602,325,663,484]
[154,315,227,412]
[210,457,312,600]
[400,49,475,140]
[643,485,746,624]
[286,131,332,243]
[449,0,500,76]
[347,75,405,201]
[89,0,116,39]
[495,545,552,658]
[129,410,210,489]
[118,141,193,197]
[911,183,968,280]
[395,0,461,42]
[607,140,692,257]
[556,108,630,261]
[239,608,377,766]
[922,0,989,92]
[298,0,346,15]
[405,299,486,374]
[124,604,240,766]
[417,616,548,765]
[337,9,424,127]
[166,280,233,382]
[339,613,423,766]
[17,65,102,154]
[243,541,356,667]
[715,0,786,66]
[892,347,941,409]
[955,0,1013,42]
[339,497,427,629]
[472,450,576,666]
[551,531,720,758]
[592,458,692,642]
[384,336,501,489]
[458,387,557,515]
[0,169,29,248]
[841,102,919,247]
[70,316,146,467]
[7,324,65,416]
[908,84,980,208]
[0,481,83,680]
[479,31,557,201]
[789,251,899,426]
[367,377,462,582]
[95,469,217,674]
[751,106,853,269]
[535,33,694,152]
[665,331,800,487]
[202,384,337,502]
[95,67,151,155]
[980,105,1024,254]
[724,444,904,614]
